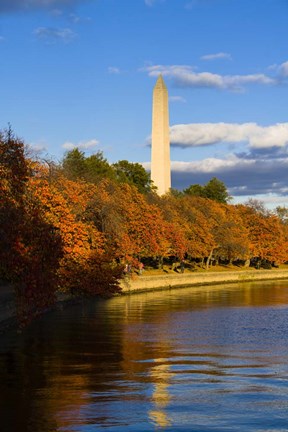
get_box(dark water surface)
[1,280,288,432]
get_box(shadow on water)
[1,280,288,431]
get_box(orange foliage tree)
[236,204,288,264]
[28,169,123,296]
[83,179,169,264]
[2,127,288,328]
[0,130,63,324]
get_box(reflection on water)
[1,280,288,431]
[149,359,172,428]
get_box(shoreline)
[1,269,288,332]
[120,268,288,293]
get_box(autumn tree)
[83,178,169,263]
[179,197,248,267]
[0,127,31,280]
[0,129,63,324]
[275,206,288,224]
[157,194,189,260]
[211,205,249,264]
[236,204,287,265]
[245,198,271,216]
[30,171,123,297]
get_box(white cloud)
[145,157,242,174]
[171,155,288,202]
[279,61,288,78]
[171,156,253,173]
[201,52,232,61]
[28,141,48,155]
[108,66,120,74]
[267,60,288,79]
[34,26,77,43]
[143,151,288,205]
[169,95,186,103]
[144,64,277,91]
[170,122,288,149]
[62,139,99,150]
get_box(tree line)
[1,128,288,324]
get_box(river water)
[1,280,288,432]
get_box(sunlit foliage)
[1,129,288,325]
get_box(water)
[1,280,288,431]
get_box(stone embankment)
[121,269,288,293]
[1,269,288,331]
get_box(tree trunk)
[206,248,214,269]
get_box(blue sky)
[1,0,288,208]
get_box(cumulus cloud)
[201,52,232,61]
[0,0,87,12]
[144,64,277,91]
[170,155,288,198]
[144,153,288,200]
[62,139,99,150]
[170,122,288,149]
[278,61,288,78]
[172,156,254,174]
[33,26,77,42]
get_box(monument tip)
[155,73,167,89]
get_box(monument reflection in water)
[1,280,288,432]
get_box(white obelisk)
[151,74,171,195]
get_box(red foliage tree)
[0,131,63,324]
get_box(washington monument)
[151,75,171,195]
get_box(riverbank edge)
[120,269,288,293]
[1,269,288,332]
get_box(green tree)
[62,148,86,180]
[168,188,184,198]
[85,151,115,182]
[183,184,205,198]
[184,177,231,204]
[204,177,231,204]
[62,149,116,183]
[113,160,153,193]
